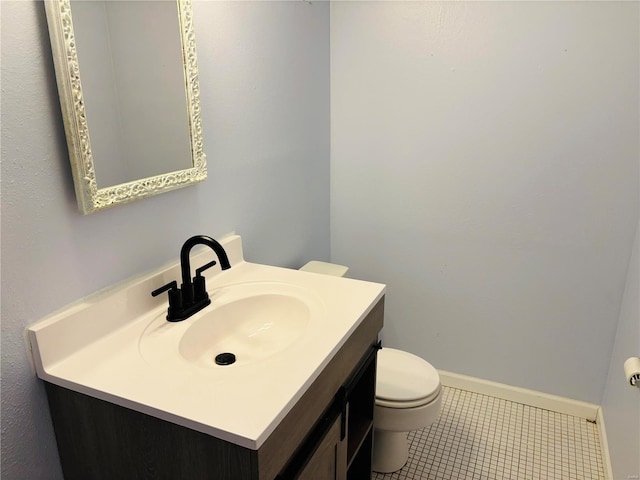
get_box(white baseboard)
[596,407,615,480]
[438,370,600,421]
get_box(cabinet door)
[297,415,346,480]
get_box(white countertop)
[27,235,385,449]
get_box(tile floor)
[371,386,605,480]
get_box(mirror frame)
[45,0,207,214]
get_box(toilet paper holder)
[624,357,640,387]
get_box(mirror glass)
[71,1,192,187]
[45,0,207,214]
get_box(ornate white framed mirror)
[45,0,207,214]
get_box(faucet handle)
[193,260,217,302]
[151,280,178,297]
[195,260,217,277]
[151,281,184,320]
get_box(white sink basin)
[180,292,310,368]
[139,282,323,370]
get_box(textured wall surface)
[0,1,329,478]
[330,1,639,404]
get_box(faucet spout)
[152,235,231,322]
[180,235,231,287]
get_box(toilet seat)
[376,348,441,409]
[376,385,441,409]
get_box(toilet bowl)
[297,261,442,474]
[372,348,443,473]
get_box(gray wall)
[330,1,639,404]
[0,1,330,478]
[602,219,640,480]
[2,1,638,478]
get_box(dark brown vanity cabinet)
[278,401,347,480]
[45,298,384,480]
[277,335,379,480]
[297,416,346,480]
[344,344,377,480]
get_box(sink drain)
[215,352,236,365]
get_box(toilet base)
[372,429,409,473]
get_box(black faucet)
[151,235,231,322]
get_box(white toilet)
[299,261,443,473]
[373,347,442,472]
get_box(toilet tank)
[299,261,349,278]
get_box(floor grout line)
[371,386,606,480]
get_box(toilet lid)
[376,348,441,407]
